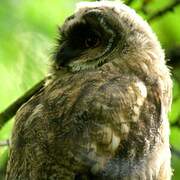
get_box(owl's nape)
[6,1,172,180]
[54,9,118,71]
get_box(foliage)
[0,0,180,179]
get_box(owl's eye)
[84,35,101,48]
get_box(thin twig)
[171,146,180,158]
[0,139,9,147]
[171,116,180,129]
[0,80,45,129]
[148,0,180,22]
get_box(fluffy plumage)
[6,1,172,179]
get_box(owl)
[6,1,172,180]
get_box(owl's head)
[53,1,164,72]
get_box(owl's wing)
[81,75,162,178]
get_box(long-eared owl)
[6,1,172,180]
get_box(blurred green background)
[0,0,180,179]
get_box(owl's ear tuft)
[58,26,62,33]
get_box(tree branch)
[0,140,9,147]
[171,146,180,158]
[0,80,45,129]
[167,46,180,68]
[148,0,180,22]
[126,0,134,6]
[171,116,180,129]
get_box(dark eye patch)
[67,23,101,49]
[55,23,104,67]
